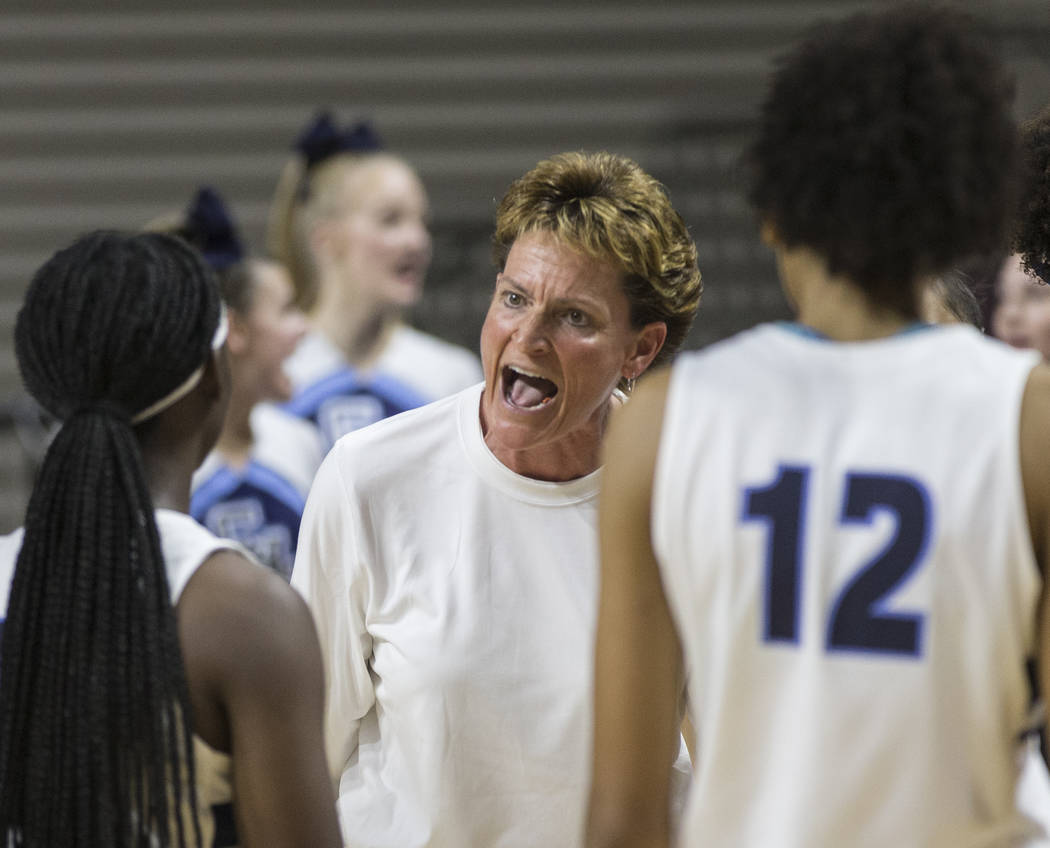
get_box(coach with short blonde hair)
[292,150,702,847]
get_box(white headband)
[130,305,229,425]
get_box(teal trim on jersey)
[777,321,935,341]
[285,366,427,419]
[191,462,305,516]
[777,321,829,340]
[897,322,936,336]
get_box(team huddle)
[2,5,1050,848]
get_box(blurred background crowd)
[1,0,1048,530]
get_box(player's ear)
[197,344,230,405]
[226,310,250,356]
[623,322,667,381]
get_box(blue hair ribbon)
[294,110,383,169]
[184,187,245,272]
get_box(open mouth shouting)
[502,365,558,410]
[394,257,426,285]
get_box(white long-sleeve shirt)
[292,384,688,847]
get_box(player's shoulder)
[178,546,316,683]
[1019,360,1050,566]
[185,547,299,619]
[606,368,673,474]
[1021,360,1050,427]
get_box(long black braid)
[0,231,221,847]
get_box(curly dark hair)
[1015,107,1050,284]
[746,4,1018,315]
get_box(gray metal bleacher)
[0,0,1047,531]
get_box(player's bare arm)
[587,368,683,848]
[178,551,342,848]
[1020,361,1050,767]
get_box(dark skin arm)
[1019,362,1050,770]
[177,551,342,848]
[587,368,684,848]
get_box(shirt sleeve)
[290,442,375,788]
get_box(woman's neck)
[140,442,199,514]
[780,246,915,341]
[480,395,612,482]
[795,290,913,341]
[214,382,256,469]
[313,288,401,368]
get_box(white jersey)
[292,383,689,848]
[283,325,483,449]
[0,511,249,848]
[652,322,1048,847]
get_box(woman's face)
[328,156,432,310]
[991,254,1050,359]
[479,230,665,479]
[233,260,308,402]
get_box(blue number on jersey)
[829,472,929,655]
[741,465,809,644]
[742,466,930,657]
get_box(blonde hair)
[493,151,702,367]
[266,151,400,311]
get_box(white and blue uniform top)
[652,322,1050,847]
[282,325,482,450]
[191,403,323,579]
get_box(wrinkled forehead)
[502,230,630,304]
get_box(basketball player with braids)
[0,232,341,847]
[589,7,1050,848]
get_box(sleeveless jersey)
[0,511,249,848]
[191,404,322,578]
[652,323,1046,847]
[283,327,482,450]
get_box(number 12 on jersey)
[741,465,931,658]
